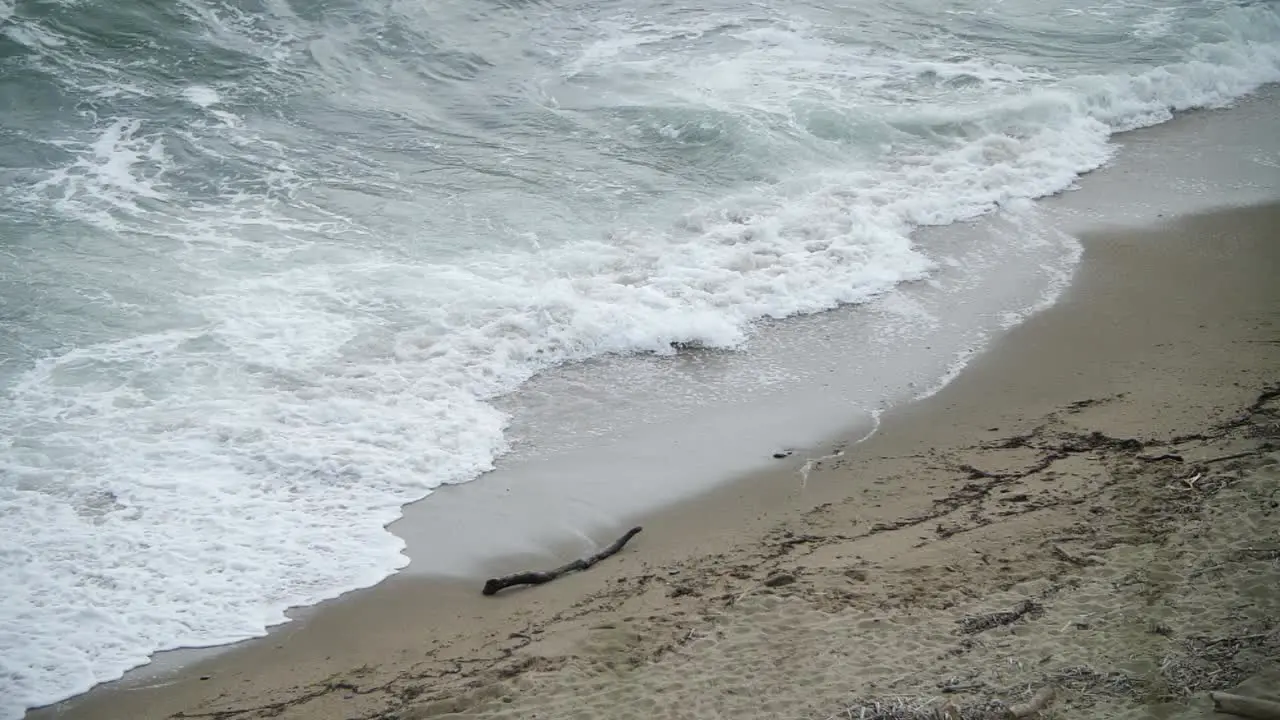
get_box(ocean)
[2,0,1278,714]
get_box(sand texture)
[386,390,1280,720]
[26,201,1280,720]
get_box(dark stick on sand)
[482,527,643,596]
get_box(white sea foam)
[3,2,1280,717]
[182,85,220,107]
[30,118,170,231]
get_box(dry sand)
[29,201,1280,720]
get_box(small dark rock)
[772,451,792,459]
[845,569,868,582]
[199,675,211,681]
[764,573,796,588]
[1004,493,1030,502]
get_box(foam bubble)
[182,85,220,107]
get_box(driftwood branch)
[957,599,1043,635]
[482,527,643,596]
[1211,692,1280,720]
[1051,544,1100,567]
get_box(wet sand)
[28,183,1280,720]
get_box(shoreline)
[28,197,1280,717]
[21,89,1280,720]
[6,0,1280,704]
[360,83,1280,584]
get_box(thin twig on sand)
[957,600,1044,635]
[1050,545,1101,567]
[482,527,643,596]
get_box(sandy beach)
[27,173,1280,720]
